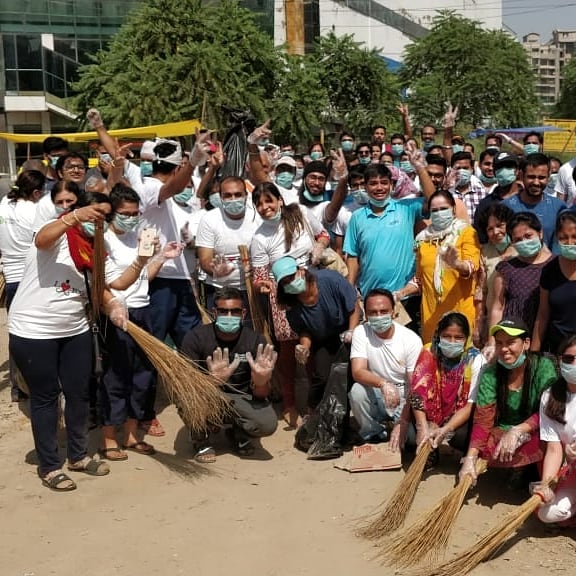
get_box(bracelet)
[72,209,82,224]
[61,214,74,227]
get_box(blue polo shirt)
[343,198,424,296]
[502,194,566,248]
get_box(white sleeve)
[104,255,123,285]
[194,213,216,249]
[540,390,562,442]
[302,206,326,237]
[33,196,56,233]
[350,324,369,360]
[404,330,424,373]
[249,232,270,268]
[467,353,487,403]
[124,161,144,197]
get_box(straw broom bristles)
[358,442,432,540]
[407,492,545,576]
[0,270,6,308]
[126,320,232,432]
[378,459,488,568]
[91,220,106,319]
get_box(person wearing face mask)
[544,157,562,197]
[348,289,423,451]
[533,212,576,354]
[420,125,437,152]
[473,153,522,244]
[458,319,556,489]
[554,155,576,205]
[533,335,576,527]
[339,131,356,158]
[355,143,372,167]
[0,170,46,402]
[522,131,543,156]
[308,142,325,162]
[196,176,261,315]
[410,312,485,469]
[100,184,182,460]
[272,156,299,205]
[390,134,406,165]
[404,190,480,344]
[477,149,498,193]
[181,287,278,462]
[41,136,69,193]
[489,212,552,348]
[273,256,360,413]
[502,153,566,248]
[447,151,487,222]
[332,170,367,256]
[484,133,503,155]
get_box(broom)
[126,320,231,432]
[238,244,271,343]
[378,458,488,568]
[0,269,6,308]
[407,479,557,576]
[358,442,432,539]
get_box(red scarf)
[64,220,94,272]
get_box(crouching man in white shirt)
[348,289,423,451]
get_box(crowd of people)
[1,105,576,530]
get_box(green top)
[476,355,557,428]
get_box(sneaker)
[225,427,255,457]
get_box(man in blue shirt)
[503,153,566,248]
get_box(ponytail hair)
[7,170,45,202]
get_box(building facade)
[523,30,575,110]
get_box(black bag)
[219,107,256,180]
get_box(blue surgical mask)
[495,167,516,187]
[222,198,246,217]
[452,144,464,154]
[524,143,540,155]
[369,196,390,209]
[438,338,465,359]
[400,160,414,174]
[209,193,222,208]
[548,173,559,188]
[55,206,67,216]
[284,275,306,294]
[113,214,139,233]
[280,151,294,158]
[430,208,454,231]
[259,139,270,148]
[174,187,193,204]
[140,161,153,176]
[215,315,242,334]
[560,361,576,385]
[352,188,370,205]
[479,173,497,185]
[50,156,60,169]
[514,237,541,258]
[276,172,295,189]
[295,168,304,180]
[310,151,323,161]
[368,314,393,334]
[303,188,323,203]
[269,208,282,222]
[100,153,112,164]
[359,156,371,165]
[341,141,354,152]
[82,221,109,237]
[495,235,510,252]
[457,169,472,187]
[391,144,404,156]
[423,140,435,151]
[558,243,576,261]
[498,352,526,370]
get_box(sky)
[503,0,576,40]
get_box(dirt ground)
[0,309,574,576]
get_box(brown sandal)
[98,447,128,461]
[123,441,155,455]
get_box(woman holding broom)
[8,191,156,492]
[532,335,576,526]
[459,318,557,488]
[409,312,486,469]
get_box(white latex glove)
[565,442,576,464]
[247,119,272,145]
[415,422,431,451]
[206,347,241,382]
[482,345,496,363]
[429,425,452,448]
[339,330,353,344]
[181,222,192,245]
[246,343,278,381]
[459,456,478,486]
[390,421,408,453]
[106,296,128,331]
[380,381,400,410]
[405,140,427,170]
[440,245,459,269]
[86,108,104,129]
[442,102,459,129]
[494,427,531,463]
[190,129,212,167]
[310,242,325,266]
[330,149,348,180]
[211,254,235,278]
[295,344,310,365]
[530,481,555,504]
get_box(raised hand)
[246,343,277,381]
[206,347,240,382]
[330,148,348,180]
[397,103,409,117]
[247,119,272,145]
[442,102,459,129]
[405,140,426,169]
[211,254,235,278]
[86,108,104,129]
[190,128,212,166]
[161,241,183,260]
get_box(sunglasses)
[215,307,243,316]
[561,354,576,364]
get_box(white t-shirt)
[250,205,324,269]
[33,193,57,233]
[277,184,299,206]
[555,158,576,205]
[540,389,576,444]
[0,197,37,283]
[104,229,149,309]
[195,206,261,288]
[305,201,332,228]
[8,225,121,339]
[332,201,362,237]
[139,176,189,280]
[169,199,204,279]
[350,322,423,400]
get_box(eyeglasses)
[306,175,326,183]
[215,307,243,316]
[63,164,86,172]
[561,354,576,364]
[358,150,371,156]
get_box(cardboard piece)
[334,443,402,473]
[394,300,412,326]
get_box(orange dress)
[416,225,481,344]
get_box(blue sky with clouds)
[504,0,576,41]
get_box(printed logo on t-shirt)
[54,279,84,297]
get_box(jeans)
[10,331,92,476]
[6,282,21,398]
[225,393,278,438]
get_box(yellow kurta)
[417,226,481,344]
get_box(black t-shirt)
[286,269,357,345]
[540,256,576,351]
[181,324,267,393]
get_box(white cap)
[153,138,182,166]
[140,140,157,161]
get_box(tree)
[399,12,538,128]
[312,33,401,138]
[72,0,281,130]
[555,57,576,119]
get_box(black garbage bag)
[294,350,349,460]
[219,107,256,180]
